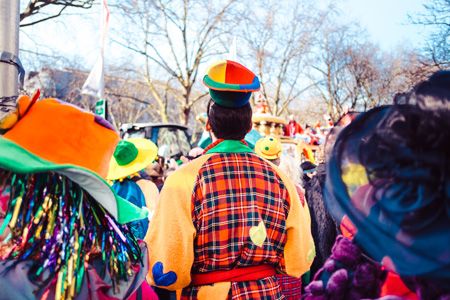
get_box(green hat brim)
[0,137,148,224]
[209,89,252,108]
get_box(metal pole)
[0,0,20,114]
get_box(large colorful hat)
[203,60,260,108]
[254,136,282,160]
[107,138,158,180]
[325,100,450,279]
[0,96,147,224]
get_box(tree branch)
[20,0,94,27]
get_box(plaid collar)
[204,139,253,154]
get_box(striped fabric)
[181,153,291,299]
[183,276,284,299]
[275,274,302,299]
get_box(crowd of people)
[0,59,448,300]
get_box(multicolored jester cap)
[203,60,260,108]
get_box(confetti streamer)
[0,170,142,299]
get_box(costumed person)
[146,158,165,191]
[107,138,159,240]
[305,70,450,300]
[254,136,307,299]
[323,114,333,128]
[0,96,157,300]
[284,114,303,137]
[253,93,271,114]
[301,161,317,186]
[297,141,316,165]
[146,60,315,299]
[301,161,338,280]
[314,121,321,131]
[300,111,361,279]
[304,125,320,146]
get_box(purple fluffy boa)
[304,235,386,300]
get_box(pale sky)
[19,0,430,72]
[340,0,428,50]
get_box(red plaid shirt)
[181,152,291,299]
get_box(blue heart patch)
[152,261,177,286]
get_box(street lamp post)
[0,0,21,119]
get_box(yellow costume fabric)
[146,145,314,298]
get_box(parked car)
[120,123,192,160]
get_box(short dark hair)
[207,99,253,140]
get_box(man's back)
[192,152,290,271]
[146,141,314,299]
[184,152,290,298]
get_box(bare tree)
[411,0,450,69]
[113,0,240,125]
[385,50,438,94]
[311,23,436,119]
[310,23,358,118]
[312,24,394,118]
[290,98,327,126]
[20,0,94,27]
[342,42,388,111]
[243,0,328,116]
